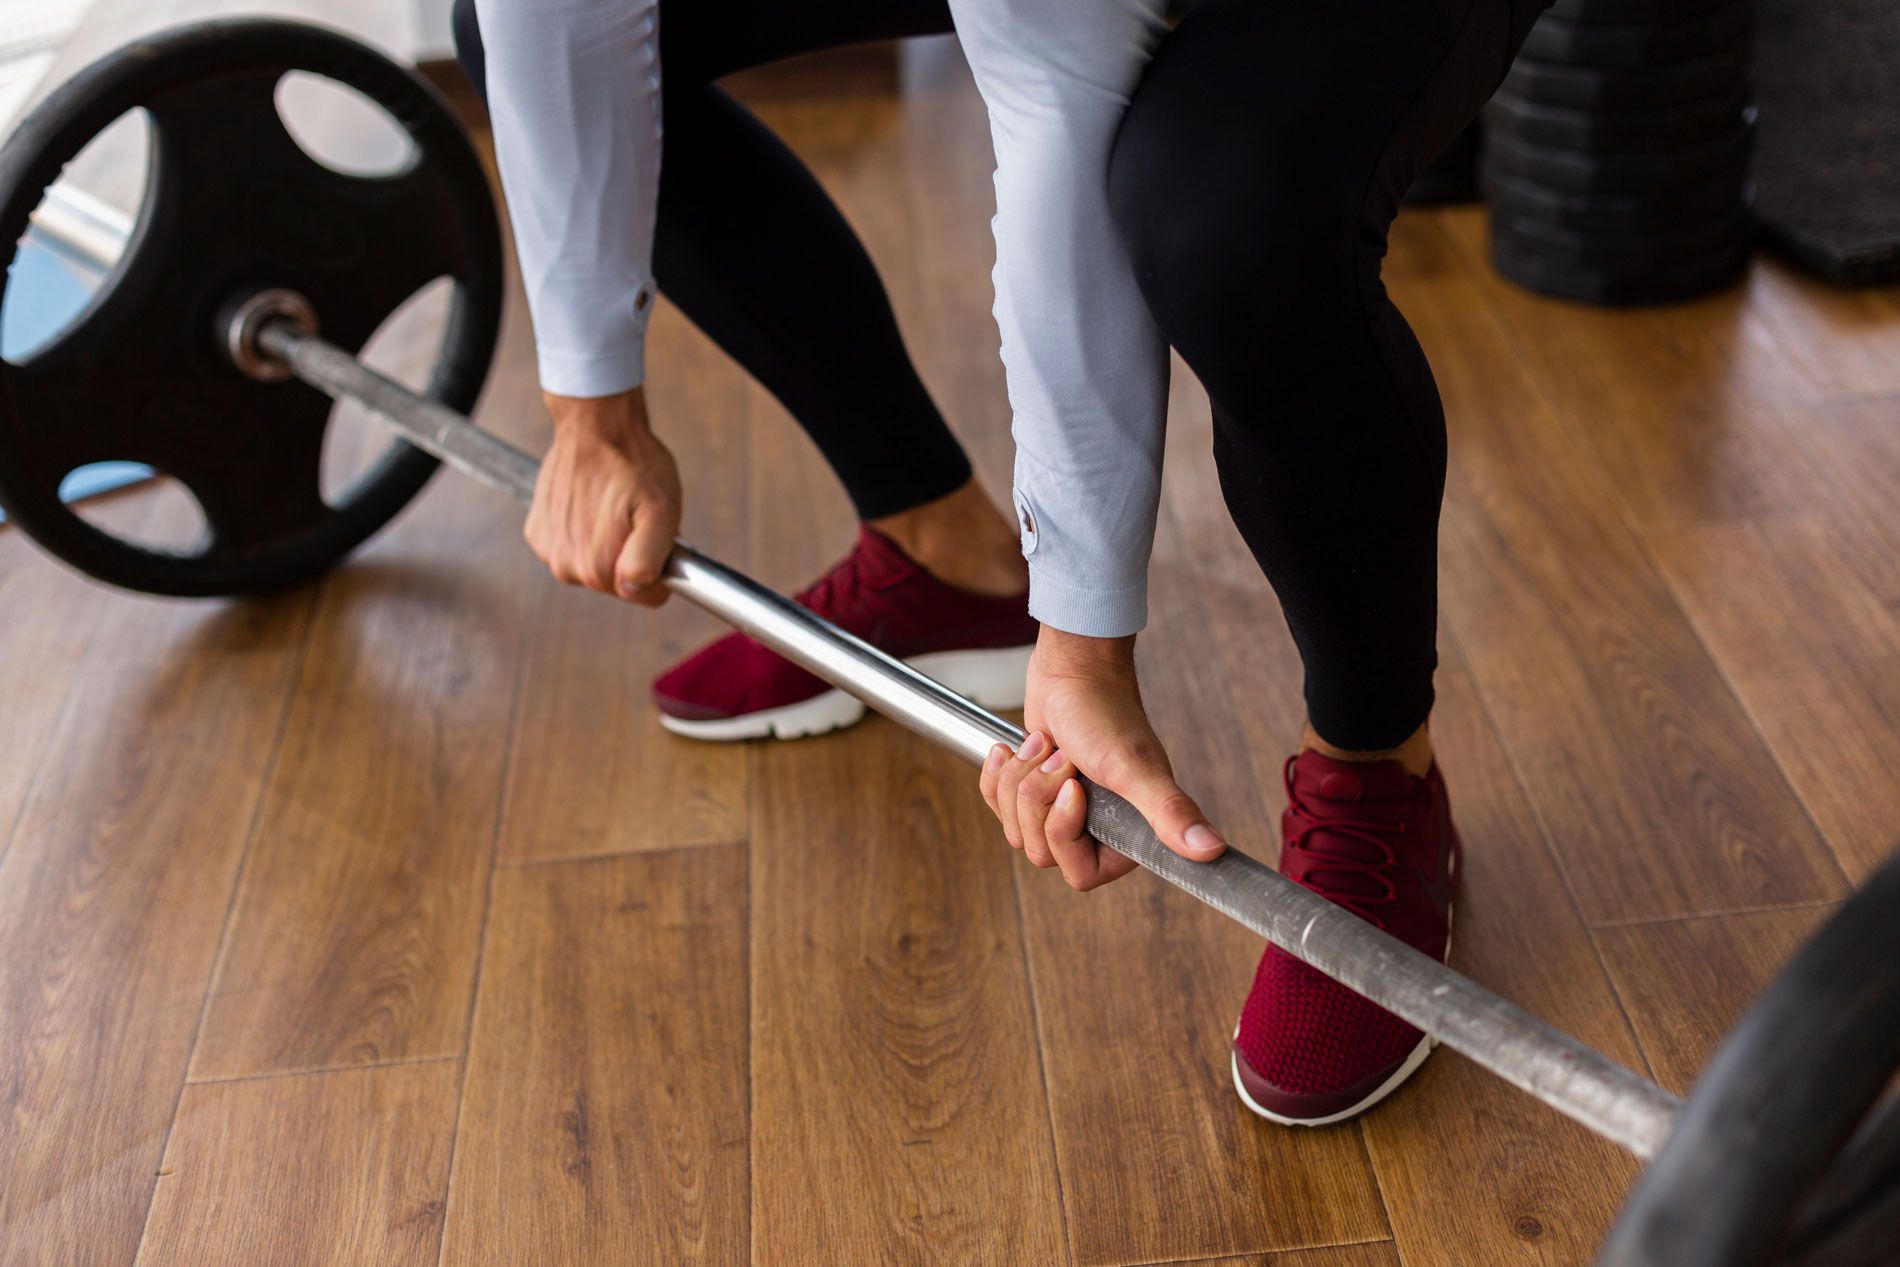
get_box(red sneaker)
[1232,750,1460,1126]
[652,526,1037,741]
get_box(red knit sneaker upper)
[652,526,1036,722]
[1233,750,1460,1123]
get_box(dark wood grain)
[1594,905,1837,1093]
[139,1060,460,1266]
[1650,515,1900,883]
[0,591,312,1265]
[1436,212,1834,536]
[1398,212,1846,924]
[440,848,748,1265]
[1164,1245,1403,1267]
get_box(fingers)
[1004,740,1126,892]
[615,502,674,607]
[980,745,1010,843]
[994,731,1046,861]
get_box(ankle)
[1302,721,1433,779]
[870,480,1027,597]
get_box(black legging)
[452,0,966,521]
[1109,0,1547,750]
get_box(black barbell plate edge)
[1781,1093,1900,1266]
[1591,847,1900,1267]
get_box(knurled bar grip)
[262,322,1684,1159]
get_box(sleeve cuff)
[534,338,648,399]
[1025,562,1147,638]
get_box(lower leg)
[1107,0,1514,762]
[1304,721,1433,778]
[869,478,1027,597]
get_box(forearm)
[950,0,1173,638]
[476,0,661,397]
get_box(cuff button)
[1012,489,1039,556]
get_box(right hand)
[526,387,682,607]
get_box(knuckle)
[1156,790,1198,821]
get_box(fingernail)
[1016,732,1048,763]
[1184,824,1225,857]
[1057,779,1080,810]
[1040,749,1065,774]
[983,746,1007,774]
[618,581,637,599]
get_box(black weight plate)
[1491,205,1754,270]
[1501,41,1749,111]
[1520,5,1750,66]
[1546,0,1731,22]
[1491,236,1748,304]
[0,20,504,596]
[1484,123,1753,195]
[1485,86,1751,152]
[1484,168,1750,233]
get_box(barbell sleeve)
[257,318,1683,1159]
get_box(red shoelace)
[1280,756,1435,932]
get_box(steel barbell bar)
[205,266,1687,1156]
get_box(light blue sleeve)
[474,0,661,398]
[947,0,1173,637]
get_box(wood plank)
[1165,1245,1402,1267]
[439,847,748,1266]
[493,302,751,864]
[748,713,1069,1262]
[1719,263,1900,406]
[1396,211,1846,924]
[185,486,533,1078]
[0,588,313,1266]
[1650,515,1900,883]
[1593,905,1836,1094]
[1790,394,1900,576]
[137,1060,460,1267]
[1436,210,1834,536]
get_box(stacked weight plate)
[1485,0,1755,303]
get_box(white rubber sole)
[1231,1031,1437,1128]
[1233,879,1458,1128]
[657,643,1034,743]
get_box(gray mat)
[1755,0,1900,284]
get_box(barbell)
[1,20,1894,1265]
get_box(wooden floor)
[5,32,1900,1267]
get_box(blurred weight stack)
[1484,0,1756,304]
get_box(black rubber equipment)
[0,20,504,596]
[1595,848,1900,1267]
[1499,42,1749,111]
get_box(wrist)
[545,386,651,441]
[1034,627,1136,678]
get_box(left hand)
[978,627,1226,891]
